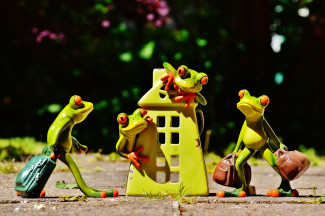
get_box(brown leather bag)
[213,153,251,188]
[276,149,310,181]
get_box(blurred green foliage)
[0,0,325,155]
[0,138,45,161]
[299,145,324,166]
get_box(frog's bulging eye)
[260,96,270,106]
[177,67,186,76]
[201,76,208,85]
[238,90,245,99]
[74,96,82,106]
[140,108,147,117]
[118,114,128,124]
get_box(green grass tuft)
[0,160,18,174]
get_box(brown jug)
[213,153,251,188]
[276,149,310,181]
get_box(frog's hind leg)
[59,152,118,198]
[260,147,297,197]
[219,147,255,197]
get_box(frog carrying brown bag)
[212,153,251,188]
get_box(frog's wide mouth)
[81,103,94,113]
[122,122,147,134]
[177,82,202,93]
[237,102,263,114]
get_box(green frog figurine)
[115,108,153,169]
[42,95,118,198]
[160,62,208,108]
[217,90,298,197]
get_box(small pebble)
[34,204,46,210]
[250,201,255,204]
[14,207,20,212]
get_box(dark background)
[1,0,324,154]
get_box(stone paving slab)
[0,154,324,216]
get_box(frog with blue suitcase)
[15,96,119,198]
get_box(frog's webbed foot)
[126,147,149,169]
[175,90,197,109]
[217,188,247,197]
[266,180,297,197]
[266,188,299,197]
[160,71,177,91]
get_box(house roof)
[138,68,198,109]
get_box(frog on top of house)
[160,62,208,108]
[115,108,153,169]
[42,95,118,198]
[217,89,299,198]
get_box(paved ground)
[0,154,324,216]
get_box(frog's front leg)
[42,145,61,160]
[116,135,148,169]
[160,70,178,91]
[260,147,298,197]
[175,89,197,109]
[71,136,88,153]
[59,151,118,198]
[126,146,149,169]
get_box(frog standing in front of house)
[116,108,153,169]
[160,62,208,108]
[217,90,299,197]
[42,95,118,198]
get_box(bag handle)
[196,109,204,136]
[263,118,281,151]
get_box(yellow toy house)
[126,68,209,195]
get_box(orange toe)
[292,189,299,197]
[216,191,225,197]
[239,191,246,197]
[100,191,107,198]
[113,189,119,197]
[271,189,279,197]
[40,190,46,197]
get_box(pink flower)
[157,1,169,17]
[146,13,155,21]
[49,33,57,40]
[101,20,111,28]
[154,18,163,27]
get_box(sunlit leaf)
[119,52,133,62]
[139,41,155,60]
[95,100,108,110]
[122,90,129,98]
[47,104,62,113]
[204,61,212,68]
[56,181,78,189]
[196,38,207,47]
[174,52,183,60]
[94,4,108,14]
[176,29,189,42]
